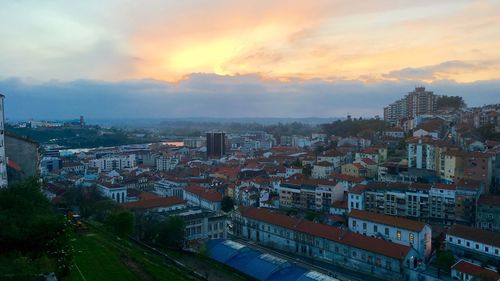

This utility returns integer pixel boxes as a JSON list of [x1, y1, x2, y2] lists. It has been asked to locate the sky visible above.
[[1, 0, 499, 120]]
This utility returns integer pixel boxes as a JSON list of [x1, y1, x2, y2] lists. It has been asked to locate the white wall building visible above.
[[155, 156, 179, 171], [96, 182, 127, 203], [0, 95, 6, 187], [89, 154, 136, 171], [348, 209, 432, 260]]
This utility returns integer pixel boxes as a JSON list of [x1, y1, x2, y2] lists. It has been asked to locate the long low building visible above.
[[446, 224, 500, 263], [234, 207, 420, 280], [348, 209, 432, 260]]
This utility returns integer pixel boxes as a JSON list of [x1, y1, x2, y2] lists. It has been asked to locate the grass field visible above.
[[65, 229, 197, 281]]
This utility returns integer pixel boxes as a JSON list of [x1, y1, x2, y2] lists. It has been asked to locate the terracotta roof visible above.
[[349, 210, 426, 232], [240, 207, 411, 260], [349, 184, 366, 194], [478, 195, 500, 207], [433, 183, 457, 191], [331, 200, 347, 209], [452, 260, 500, 280], [316, 161, 333, 167], [330, 173, 365, 183], [123, 196, 185, 210], [448, 225, 500, 248], [360, 158, 377, 165], [185, 185, 223, 202]]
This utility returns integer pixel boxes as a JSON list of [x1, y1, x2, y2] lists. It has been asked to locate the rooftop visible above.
[[448, 224, 500, 248], [452, 260, 500, 281], [240, 207, 411, 260], [349, 209, 427, 232]]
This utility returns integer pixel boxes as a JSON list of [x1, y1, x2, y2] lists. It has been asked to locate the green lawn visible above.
[[65, 230, 196, 281]]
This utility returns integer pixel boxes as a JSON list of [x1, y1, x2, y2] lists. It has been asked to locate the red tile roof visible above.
[[349, 184, 366, 194], [240, 207, 411, 260], [349, 210, 426, 232], [433, 183, 457, 191], [452, 260, 500, 280], [330, 173, 365, 183], [448, 225, 500, 248], [478, 195, 500, 207], [185, 185, 223, 202], [123, 196, 185, 210]]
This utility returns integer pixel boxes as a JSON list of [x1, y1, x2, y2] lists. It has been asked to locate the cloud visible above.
[[1, 75, 499, 121], [382, 60, 490, 80]]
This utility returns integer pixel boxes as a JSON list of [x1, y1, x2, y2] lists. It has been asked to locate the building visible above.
[[348, 209, 432, 259], [123, 196, 186, 212], [5, 132, 40, 184], [154, 178, 186, 198], [384, 87, 437, 124], [451, 259, 500, 281], [96, 182, 127, 203], [155, 156, 179, 171], [234, 207, 419, 280], [277, 179, 341, 212], [446, 224, 500, 263], [184, 185, 223, 211], [476, 195, 500, 232], [88, 154, 137, 171], [206, 131, 225, 159], [0, 94, 7, 187]]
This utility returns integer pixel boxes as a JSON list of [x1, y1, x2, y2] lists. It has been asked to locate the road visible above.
[[229, 235, 385, 281]]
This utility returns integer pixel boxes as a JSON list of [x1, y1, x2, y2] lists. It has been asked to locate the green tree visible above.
[[436, 250, 455, 278], [436, 96, 466, 110], [0, 178, 73, 278], [221, 196, 235, 212], [107, 210, 135, 237], [158, 216, 185, 250]]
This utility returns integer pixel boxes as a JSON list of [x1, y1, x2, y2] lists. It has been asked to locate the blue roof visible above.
[[205, 239, 340, 281], [241, 253, 290, 280], [206, 239, 248, 263], [266, 265, 308, 281]]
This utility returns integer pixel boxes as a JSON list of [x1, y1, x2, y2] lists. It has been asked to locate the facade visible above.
[[451, 260, 500, 281], [154, 178, 186, 198], [89, 154, 137, 171], [206, 131, 225, 159], [476, 195, 500, 232], [0, 94, 6, 187], [348, 210, 432, 259], [234, 207, 419, 280], [96, 182, 127, 203], [446, 224, 500, 263], [183, 185, 223, 211], [384, 87, 437, 123], [277, 180, 342, 212], [155, 156, 179, 171], [123, 196, 186, 212], [5, 132, 40, 184]]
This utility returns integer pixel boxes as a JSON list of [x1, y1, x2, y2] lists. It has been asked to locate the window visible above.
[[396, 231, 401, 240], [476, 244, 479, 250], [458, 239, 461, 245], [385, 228, 389, 236], [495, 249, 499, 255], [466, 241, 470, 247], [449, 237, 453, 242], [409, 233, 414, 243], [374, 225, 378, 232], [352, 220, 357, 227], [363, 223, 367, 231], [485, 247, 489, 252]]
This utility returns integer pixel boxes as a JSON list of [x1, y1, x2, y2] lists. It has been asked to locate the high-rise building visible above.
[[0, 94, 8, 187], [206, 131, 225, 159], [384, 87, 437, 124]]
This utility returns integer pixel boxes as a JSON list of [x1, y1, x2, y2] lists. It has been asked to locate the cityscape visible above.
[[1, 1, 500, 281]]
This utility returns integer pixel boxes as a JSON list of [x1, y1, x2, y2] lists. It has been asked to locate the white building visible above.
[[451, 259, 500, 281], [183, 185, 222, 211], [154, 178, 185, 198], [347, 184, 366, 212], [285, 166, 302, 178], [447, 224, 500, 262], [348, 209, 432, 260], [155, 156, 179, 171], [0, 94, 6, 187], [89, 154, 136, 171], [96, 182, 127, 203]]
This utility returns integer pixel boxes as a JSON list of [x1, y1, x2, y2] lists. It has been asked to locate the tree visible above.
[[107, 210, 134, 237], [436, 96, 466, 110], [436, 250, 455, 278], [221, 196, 234, 212], [0, 178, 73, 278], [158, 216, 185, 250]]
